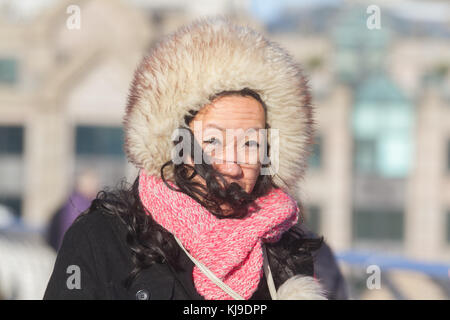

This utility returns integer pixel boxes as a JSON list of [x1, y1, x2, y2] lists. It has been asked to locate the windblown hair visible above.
[[82, 88, 323, 289], [163, 88, 273, 219]]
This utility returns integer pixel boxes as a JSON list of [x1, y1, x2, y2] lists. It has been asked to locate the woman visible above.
[[44, 17, 325, 300]]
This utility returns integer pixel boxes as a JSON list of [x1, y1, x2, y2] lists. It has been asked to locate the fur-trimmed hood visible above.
[[122, 17, 327, 300], [123, 16, 314, 199]]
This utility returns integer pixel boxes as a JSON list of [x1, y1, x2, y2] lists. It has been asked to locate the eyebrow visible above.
[[204, 123, 226, 131], [204, 123, 264, 131]]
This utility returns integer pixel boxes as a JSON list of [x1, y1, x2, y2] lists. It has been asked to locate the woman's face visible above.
[[188, 95, 266, 195]]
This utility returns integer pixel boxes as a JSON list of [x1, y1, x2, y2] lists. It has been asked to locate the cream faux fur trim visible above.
[[277, 275, 328, 300], [123, 16, 314, 197]]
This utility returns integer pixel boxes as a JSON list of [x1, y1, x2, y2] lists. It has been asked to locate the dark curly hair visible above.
[[81, 88, 323, 290]]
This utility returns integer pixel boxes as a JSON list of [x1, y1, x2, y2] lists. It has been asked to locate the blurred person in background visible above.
[[46, 169, 99, 251], [44, 17, 330, 300]]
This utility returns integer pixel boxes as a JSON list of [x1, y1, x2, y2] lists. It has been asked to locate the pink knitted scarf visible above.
[[138, 170, 299, 300]]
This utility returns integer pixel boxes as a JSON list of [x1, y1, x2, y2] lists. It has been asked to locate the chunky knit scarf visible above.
[[138, 170, 299, 300]]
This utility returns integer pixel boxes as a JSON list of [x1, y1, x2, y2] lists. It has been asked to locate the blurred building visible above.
[[246, 2, 450, 265], [266, 1, 450, 299], [0, 0, 152, 227], [0, 0, 259, 228], [272, 4, 450, 264], [0, 0, 449, 270]]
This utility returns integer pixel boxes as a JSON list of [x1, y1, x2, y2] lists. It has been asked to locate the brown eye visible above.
[[245, 140, 259, 148], [203, 137, 221, 145]]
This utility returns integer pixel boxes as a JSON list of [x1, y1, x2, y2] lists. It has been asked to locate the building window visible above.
[[353, 138, 377, 174], [305, 205, 321, 234], [0, 197, 21, 218], [353, 209, 404, 242], [76, 125, 124, 157], [75, 125, 126, 190], [0, 58, 18, 85], [0, 126, 24, 217], [308, 136, 322, 169], [0, 126, 23, 155]]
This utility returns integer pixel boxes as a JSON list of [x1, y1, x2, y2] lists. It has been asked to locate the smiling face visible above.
[[188, 94, 266, 195]]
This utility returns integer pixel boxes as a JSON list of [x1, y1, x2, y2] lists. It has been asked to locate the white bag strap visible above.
[[173, 235, 244, 300], [262, 244, 278, 300], [173, 235, 278, 300]]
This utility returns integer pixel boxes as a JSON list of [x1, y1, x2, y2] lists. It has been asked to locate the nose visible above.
[[216, 161, 243, 178], [211, 136, 244, 178]]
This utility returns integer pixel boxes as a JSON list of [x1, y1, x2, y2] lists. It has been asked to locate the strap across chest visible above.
[[173, 235, 278, 300]]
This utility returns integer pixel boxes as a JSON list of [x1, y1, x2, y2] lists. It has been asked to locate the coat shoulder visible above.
[[69, 208, 125, 237], [44, 207, 181, 300], [43, 209, 133, 299]]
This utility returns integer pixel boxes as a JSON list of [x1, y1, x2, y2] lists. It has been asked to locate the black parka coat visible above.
[[43, 209, 316, 300]]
